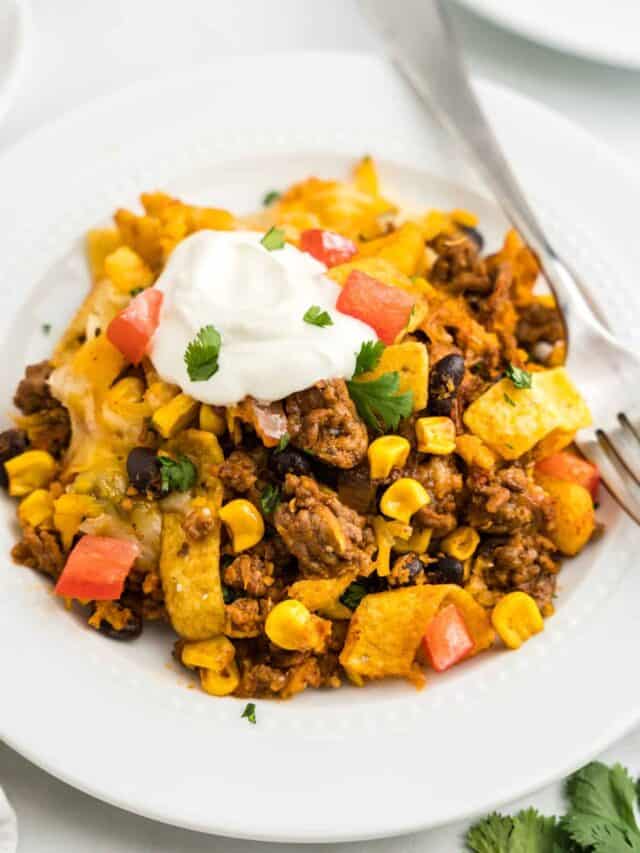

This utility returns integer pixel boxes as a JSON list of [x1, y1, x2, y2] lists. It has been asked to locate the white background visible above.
[[2, 1, 640, 850]]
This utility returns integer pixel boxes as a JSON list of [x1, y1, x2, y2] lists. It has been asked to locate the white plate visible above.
[[457, 0, 640, 69], [1, 53, 640, 843], [0, 0, 31, 123]]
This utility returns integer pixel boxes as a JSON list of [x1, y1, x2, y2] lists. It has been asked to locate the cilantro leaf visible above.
[[276, 433, 290, 452], [340, 581, 368, 611], [467, 812, 514, 853], [505, 363, 532, 389], [562, 763, 640, 851], [241, 702, 256, 724], [504, 392, 516, 407], [262, 190, 281, 206], [260, 483, 280, 515], [347, 372, 413, 431], [509, 809, 563, 853], [260, 226, 286, 251], [303, 305, 333, 328], [159, 455, 197, 493], [41, 323, 51, 335], [184, 325, 221, 382], [129, 287, 144, 297], [353, 340, 386, 377]]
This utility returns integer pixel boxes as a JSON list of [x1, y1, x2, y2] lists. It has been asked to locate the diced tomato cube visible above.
[[336, 270, 415, 344], [535, 451, 600, 499], [300, 229, 357, 268], [55, 535, 140, 601], [106, 288, 163, 365], [423, 604, 474, 673]]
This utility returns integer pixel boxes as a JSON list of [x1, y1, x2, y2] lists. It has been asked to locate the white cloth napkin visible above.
[[0, 788, 17, 853]]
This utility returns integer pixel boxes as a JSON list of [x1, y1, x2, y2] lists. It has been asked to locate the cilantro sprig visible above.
[[262, 190, 281, 206], [340, 581, 368, 611], [184, 325, 221, 382], [158, 455, 197, 494], [504, 362, 532, 390], [260, 226, 286, 251], [353, 340, 385, 377], [347, 372, 413, 431], [259, 483, 280, 515], [241, 702, 257, 724], [466, 761, 640, 852], [303, 305, 333, 328], [276, 433, 290, 452]]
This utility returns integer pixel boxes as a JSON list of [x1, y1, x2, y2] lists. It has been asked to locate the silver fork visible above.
[[360, 0, 640, 525]]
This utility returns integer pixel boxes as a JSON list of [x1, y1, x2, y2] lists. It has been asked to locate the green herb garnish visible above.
[[241, 702, 257, 724], [504, 363, 532, 389], [260, 483, 280, 515], [41, 323, 51, 335], [340, 581, 368, 611], [159, 455, 197, 493], [466, 761, 640, 852], [260, 226, 286, 251], [129, 287, 144, 297], [347, 372, 413, 431], [276, 433, 290, 452], [303, 305, 333, 328], [503, 392, 516, 407], [184, 325, 221, 382], [353, 340, 386, 377], [262, 190, 281, 206]]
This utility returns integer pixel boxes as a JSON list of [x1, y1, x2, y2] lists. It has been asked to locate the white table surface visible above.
[[2, 2, 640, 850]]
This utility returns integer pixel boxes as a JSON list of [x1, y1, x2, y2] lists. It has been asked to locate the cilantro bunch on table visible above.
[[466, 761, 640, 852]]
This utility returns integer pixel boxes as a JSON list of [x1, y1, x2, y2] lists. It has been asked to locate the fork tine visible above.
[[599, 424, 640, 487], [619, 413, 640, 445], [576, 435, 640, 525]]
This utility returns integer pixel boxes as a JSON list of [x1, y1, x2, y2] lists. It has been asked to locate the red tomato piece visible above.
[[336, 270, 415, 344], [106, 288, 163, 365], [423, 604, 474, 673], [55, 536, 140, 601], [300, 229, 357, 268], [535, 451, 600, 499]]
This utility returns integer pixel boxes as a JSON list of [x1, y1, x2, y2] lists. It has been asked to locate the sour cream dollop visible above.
[[150, 230, 376, 405]]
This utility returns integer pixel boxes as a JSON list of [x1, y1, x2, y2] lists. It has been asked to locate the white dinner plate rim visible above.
[[456, 0, 640, 69], [1, 52, 640, 842]]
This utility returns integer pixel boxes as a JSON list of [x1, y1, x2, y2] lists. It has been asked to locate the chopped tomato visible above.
[[106, 288, 163, 365], [423, 604, 474, 673], [300, 229, 357, 268], [336, 270, 414, 344], [535, 450, 600, 499], [55, 535, 140, 601]]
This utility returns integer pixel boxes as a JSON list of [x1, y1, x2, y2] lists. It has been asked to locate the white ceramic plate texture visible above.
[[1, 53, 640, 842], [457, 0, 640, 69]]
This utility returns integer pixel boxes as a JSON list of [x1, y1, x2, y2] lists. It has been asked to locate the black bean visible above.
[[426, 555, 464, 586], [0, 428, 29, 488], [404, 555, 426, 579], [268, 447, 313, 479], [428, 397, 454, 417], [430, 354, 465, 400], [460, 225, 484, 251], [126, 446, 162, 494]]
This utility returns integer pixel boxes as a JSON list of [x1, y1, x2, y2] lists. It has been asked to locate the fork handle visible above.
[[382, 0, 610, 337]]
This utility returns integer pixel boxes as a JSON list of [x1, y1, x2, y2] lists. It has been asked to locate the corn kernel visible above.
[[144, 380, 179, 412], [182, 636, 239, 696], [86, 228, 122, 280], [54, 493, 102, 549], [380, 478, 430, 524], [373, 516, 412, 575], [415, 417, 456, 455], [367, 435, 411, 479], [455, 434, 496, 470], [265, 599, 330, 652], [219, 499, 264, 553], [450, 209, 479, 228], [393, 526, 433, 555], [151, 393, 199, 438], [18, 489, 54, 528], [491, 591, 544, 650], [5, 450, 57, 497], [441, 527, 480, 561], [199, 404, 226, 436]]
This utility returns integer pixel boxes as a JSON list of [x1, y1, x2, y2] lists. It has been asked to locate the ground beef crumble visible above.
[[11, 526, 65, 579]]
